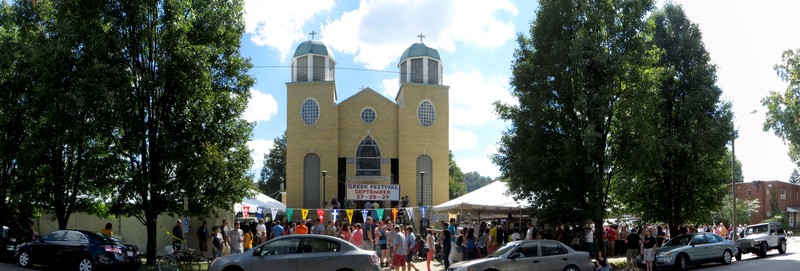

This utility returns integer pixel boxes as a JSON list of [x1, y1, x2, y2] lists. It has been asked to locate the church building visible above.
[[285, 36, 450, 211]]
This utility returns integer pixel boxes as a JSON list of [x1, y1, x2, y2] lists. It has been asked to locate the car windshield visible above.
[[489, 242, 517, 258], [746, 225, 768, 235], [664, 235, 692, 246]]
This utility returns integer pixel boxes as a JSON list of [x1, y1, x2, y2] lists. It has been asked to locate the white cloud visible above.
[[322, 0, 518, 69], [244, 0, 334, 59], [244, 89, 278, 123], [449, 127, 479, 151], [381, 78, 398, 98], [446, 71, 515, 126], [457, 156, 501, 178], [247, 139, 274, 170]]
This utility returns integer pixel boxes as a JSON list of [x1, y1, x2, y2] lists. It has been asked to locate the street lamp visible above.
[[418, 171, 426, 206], [321, 170, 328, 209], [732, 109, 757, 242]]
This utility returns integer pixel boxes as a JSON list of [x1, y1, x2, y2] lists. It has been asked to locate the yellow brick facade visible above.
[[285, 42, 450, 211]]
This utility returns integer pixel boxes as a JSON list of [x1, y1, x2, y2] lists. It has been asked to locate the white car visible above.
[[208, 234, 380, 271], [448, 240, 594, 271]]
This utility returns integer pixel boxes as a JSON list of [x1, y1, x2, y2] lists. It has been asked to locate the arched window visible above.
[[303, 154, 320, 208], [416, 155, 432, 206], [356, 136, 381, 176]]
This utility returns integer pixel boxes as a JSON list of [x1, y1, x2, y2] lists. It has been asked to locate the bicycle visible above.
[[158, 244, 211, 271]]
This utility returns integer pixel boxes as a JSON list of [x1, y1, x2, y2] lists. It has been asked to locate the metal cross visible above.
[[309, 31, 317, 40], [417, 33, 426, 43]]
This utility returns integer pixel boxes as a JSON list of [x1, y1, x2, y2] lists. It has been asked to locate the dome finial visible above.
[[417, 33, 426, 43], [309, 31, 318, 40]]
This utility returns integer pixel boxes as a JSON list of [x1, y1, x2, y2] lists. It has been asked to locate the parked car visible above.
[[15, 229, 140, 271], [654, 232, 737, 271], [447, 240, 594, 271], [735, 222, 787, 259], [1, 223, 30, 261], [208, 234, 380, 271]]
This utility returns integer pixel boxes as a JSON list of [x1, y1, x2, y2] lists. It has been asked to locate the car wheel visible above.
[[18, 251, 31, 267], [78, 257, 93, 271], [758, 243, 768, 258], [722, 249, 732, 265], [675, 254, 689, 271], [735, 251, 742, 261], [778, 239, 787, 254], [562, 265, 579, 271]]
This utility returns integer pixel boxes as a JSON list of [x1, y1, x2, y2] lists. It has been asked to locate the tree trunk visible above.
[[145, 210, 158, 265]]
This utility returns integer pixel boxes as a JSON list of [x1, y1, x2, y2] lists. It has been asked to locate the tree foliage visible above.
[[494, 0, 654, 232], [463, 171, 493, 192], [763, 49, 800, 164], [448, 151, 466, 199], [714, 194, 759, 226], [618, 3, 734, 236], [790, 168, 800, 184], [258, 132, 286, 201]]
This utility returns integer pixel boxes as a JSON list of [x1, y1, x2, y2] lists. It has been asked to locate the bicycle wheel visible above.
[[190, 255, 211, 271], [158, 255, 180, 271]]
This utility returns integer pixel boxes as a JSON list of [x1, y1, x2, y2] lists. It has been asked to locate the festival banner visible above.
[[242, 206, 250, 218], [346, 184, 400, 201], [391, 208, 398, 222], [332, 209, 339, 223], [346, 209, 354, 224], [420, 206, 427, 219], [361, 209, 369, 221], [301, 209, 309, 220], [316, 209, 324, 222], [405, 207, 413, 222], [286, 208, 294, 222], [377, 209, 384, 221]]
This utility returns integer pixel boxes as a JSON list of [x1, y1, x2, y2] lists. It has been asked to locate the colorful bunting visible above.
[[316, 209, 324, 222], [361, 209, 369, 222], [391, 208, 398, 222], [286, 208, 294, 222], [301, 209, 309, 221], [332, 209, 339, 223], [377, 209, 384, 221], [346, 209, 354, 224]]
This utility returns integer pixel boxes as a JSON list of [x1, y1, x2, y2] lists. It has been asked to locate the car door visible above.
[[251, 237, 301, 271], [538, 240, 571, 271], [506, 241, 539, 271], [768, 224, 779, 247], [703, 234, 726, 260], [58, 231, 89, 265], [297, 237, 341, 269], [36, 230, 67, 266], [688, 234, 711, 261]]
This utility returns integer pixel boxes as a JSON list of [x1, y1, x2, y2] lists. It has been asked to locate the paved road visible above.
[[3, 238, 800, 271]]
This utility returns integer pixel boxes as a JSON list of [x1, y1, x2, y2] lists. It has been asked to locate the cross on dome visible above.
[[309, 31, 317, 40], [417, 33, 426, 43]]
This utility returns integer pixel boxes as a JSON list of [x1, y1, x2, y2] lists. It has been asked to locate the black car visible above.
[[16, 229, 140, 271], [1, 224, 28, 261]]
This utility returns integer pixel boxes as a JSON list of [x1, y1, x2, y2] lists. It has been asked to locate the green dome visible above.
[[293, 40, 335, 61], [400, 43, 440, 62]]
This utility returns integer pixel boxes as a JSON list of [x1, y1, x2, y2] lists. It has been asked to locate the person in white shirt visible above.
[[256, 219, 267, 243], [525, 222, 535, 240], [228, 221, 244, 254]]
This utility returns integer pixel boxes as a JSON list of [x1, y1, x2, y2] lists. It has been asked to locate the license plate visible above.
[[126, 251, 134, 256]]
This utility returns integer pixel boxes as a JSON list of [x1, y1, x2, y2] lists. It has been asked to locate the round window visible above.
[[417, 100, 435, 127], [361, 108, 376, 124], [301, 99, 320, 125]]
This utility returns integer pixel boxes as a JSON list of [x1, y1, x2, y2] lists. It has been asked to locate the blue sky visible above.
[[240, 0, 798, 182]]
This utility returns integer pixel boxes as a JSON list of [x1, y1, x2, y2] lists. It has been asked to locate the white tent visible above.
[[237, 191, 286, 214], [431, 181, 530, 214]]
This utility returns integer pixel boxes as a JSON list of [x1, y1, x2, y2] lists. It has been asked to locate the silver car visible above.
[[208, 234, 380, 271], [447, 240, 594, 271], [654, 232, 737, 271]]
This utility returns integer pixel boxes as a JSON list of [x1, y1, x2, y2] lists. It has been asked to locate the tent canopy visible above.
[[239, 191, 285, 213], [431, 181, 530, 214]]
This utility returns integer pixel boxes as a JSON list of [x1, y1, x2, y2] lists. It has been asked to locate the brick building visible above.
[[731, 180, 800, 227]]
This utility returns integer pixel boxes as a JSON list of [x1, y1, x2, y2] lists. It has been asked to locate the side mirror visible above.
[[253, 247, 262, 256], [508, 252, 520, 259]]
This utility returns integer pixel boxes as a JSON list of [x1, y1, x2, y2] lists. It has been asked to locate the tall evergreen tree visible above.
[[494, 0, 654, 245], [618, 3, 734, 236], [790, 168, 800, 184], [258, 133, 286, 201]]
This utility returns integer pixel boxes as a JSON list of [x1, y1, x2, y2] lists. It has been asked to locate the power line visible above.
[[252, 65, 400, 74]]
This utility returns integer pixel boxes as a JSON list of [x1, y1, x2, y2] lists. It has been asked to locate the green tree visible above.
[[763, 49, 800, 164], [790, 168, 800, 184], [104, 0, 256, 264], [620, 3, 734, 237], [258, 133, 286, 201], [494, 0, 654, 245], [715, 194, 759, 226], [449, 151, 466, 199], [463, 172, 493, 192]]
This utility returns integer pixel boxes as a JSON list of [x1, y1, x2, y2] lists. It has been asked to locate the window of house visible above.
[[417, 100, 435, 127], [356, 136, 381, 176], [781, 189, 786, 200], [300, 98, 320, 125], [747, 190, 752, 196]]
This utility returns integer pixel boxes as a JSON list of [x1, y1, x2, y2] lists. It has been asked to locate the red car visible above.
[[16, 229, 140, 271]]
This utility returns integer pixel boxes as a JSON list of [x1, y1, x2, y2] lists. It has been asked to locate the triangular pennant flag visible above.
[[346, 209, 354, 224], [271, 208, 279, 220], [316, 209, 324, 222], [332, 209, 339, 223], [405, 207, 414, 222], [391, 208, 398, 222], [301, 209, 309, 220], [286, 208, 294, 222], [256, 207, 263, 220], [361, 209, 369, 222], [377, 209, 384, 221], [420, 206, 427, 218]]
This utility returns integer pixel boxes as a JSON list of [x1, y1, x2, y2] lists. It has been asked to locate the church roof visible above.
[[400, 43, 440, 62], [293, 40, 335, 61]]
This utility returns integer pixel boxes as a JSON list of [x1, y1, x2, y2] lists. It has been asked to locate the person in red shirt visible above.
[[607, 225, 618, 256], [295, 220, 309, 234]]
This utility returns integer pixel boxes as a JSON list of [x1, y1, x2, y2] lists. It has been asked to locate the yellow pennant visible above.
[[346, 209, 354, 224], [301, 209, 309, 220]]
